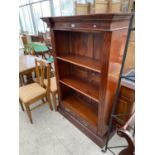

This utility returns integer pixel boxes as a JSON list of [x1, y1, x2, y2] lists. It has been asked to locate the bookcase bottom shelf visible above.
[[62, 95, 98, 133], [58, 106, 109, 148]]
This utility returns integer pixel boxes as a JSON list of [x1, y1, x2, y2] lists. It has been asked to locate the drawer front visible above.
[[116, 97, 134, 114], [120, 86, 135, 102], [54, 22, 109, 31], [116, 97, 134, 123], [115, 85, 135, 124]]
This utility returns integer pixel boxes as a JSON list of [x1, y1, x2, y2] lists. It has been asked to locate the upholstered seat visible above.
[[19, 83, 46, 103], [44, 77, 57, 93]]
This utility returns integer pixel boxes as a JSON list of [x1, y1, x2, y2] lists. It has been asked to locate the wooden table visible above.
[[19, 55, 49, 85], [19, 55, 37, 74], [19, 55, 37, 85]]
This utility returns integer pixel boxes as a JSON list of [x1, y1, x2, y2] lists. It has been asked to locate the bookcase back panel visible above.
[[93, 33, 105, 60], [57, 60, 71, 78], [54, 31, 70, 56], [70, 65, 101, 87], [59, 82, 71, 100], [58, 60, 100, 88], [54, 30, 106, 62], [70, 32, 93, 58], [74, 92, 98, 110]]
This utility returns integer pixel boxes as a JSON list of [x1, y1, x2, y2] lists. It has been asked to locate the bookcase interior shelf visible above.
[[58, 59, 100, 102], [63, 95, 98, 127], [57, 55, 102, 73], [54, 30, 103, 69], [59, 76, 99, 103], [60, 83, 98, 131]]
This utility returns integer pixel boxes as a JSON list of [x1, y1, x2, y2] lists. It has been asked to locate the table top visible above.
[[19, 55, 49, 74]]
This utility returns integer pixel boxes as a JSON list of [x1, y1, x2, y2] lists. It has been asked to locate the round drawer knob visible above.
[[71, 24, 75, 28], [93, 24, 97, 28]]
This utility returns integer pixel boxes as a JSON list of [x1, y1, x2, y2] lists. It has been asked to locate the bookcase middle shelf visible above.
[[59, 76, 100, 103]]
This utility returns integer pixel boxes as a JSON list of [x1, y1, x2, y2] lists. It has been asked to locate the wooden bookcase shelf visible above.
[[42, 13, 131, 147], [57, 55, 102, 73], [59, 76, 99, 103], [63, 95, 98, 127]]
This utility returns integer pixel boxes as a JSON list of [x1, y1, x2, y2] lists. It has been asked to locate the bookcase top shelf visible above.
[[57, 55, 102, 73]]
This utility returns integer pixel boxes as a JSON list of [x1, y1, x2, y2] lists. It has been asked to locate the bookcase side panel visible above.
[[100, 29, 129, 134], [97, 31, 112, 136], [105, 28, 129, 121]]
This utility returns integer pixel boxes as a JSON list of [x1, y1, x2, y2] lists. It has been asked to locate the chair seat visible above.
[[19, 83, 46, 103], [46, 56, 54, 63], [44, 77, 57, 93]]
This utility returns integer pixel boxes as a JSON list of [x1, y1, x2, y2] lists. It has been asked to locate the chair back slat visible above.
[[35, 59, 50, 92]]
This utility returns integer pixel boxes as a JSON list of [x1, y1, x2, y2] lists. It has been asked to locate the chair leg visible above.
[[19, 75, 23, 86], [52, 93, 57, 111], [47, 94, 53, 111], [25, 105, 33, 124], [19, 99, 24, 111], [42, 98, 46, 103], [44, 96, 48, 102], [21, 75, 25, 85]]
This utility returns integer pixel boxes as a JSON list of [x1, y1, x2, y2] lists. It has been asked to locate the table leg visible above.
[[26, 72, 34, 84], [42, 52, 44, 59], [19, 74, 23, 86]]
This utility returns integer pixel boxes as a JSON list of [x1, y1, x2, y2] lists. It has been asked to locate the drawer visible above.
[[116, 97, 133, 114], [54, 22, 109, 31], [116, 97, 135, 123], [120, 86, 135, 101]]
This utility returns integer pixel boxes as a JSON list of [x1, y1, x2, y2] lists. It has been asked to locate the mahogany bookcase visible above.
[[42, 13, 132, 147]]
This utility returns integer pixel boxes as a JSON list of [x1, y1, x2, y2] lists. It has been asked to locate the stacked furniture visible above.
[[74, 0, 135, 15], [75, 2, 90, 15], [42, 13, 132, 147], [95, 0, 121, 13]]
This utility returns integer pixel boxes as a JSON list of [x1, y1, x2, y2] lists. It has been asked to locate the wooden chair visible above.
[[20, 35, 34, 85], [21, 35, 33, 55], [44, 77, 58, 111], [19, 59, 53, 123]]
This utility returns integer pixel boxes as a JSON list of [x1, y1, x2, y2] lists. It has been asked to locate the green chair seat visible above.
[[46, 57, 54, 63], [30, 42, 49, 53]]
